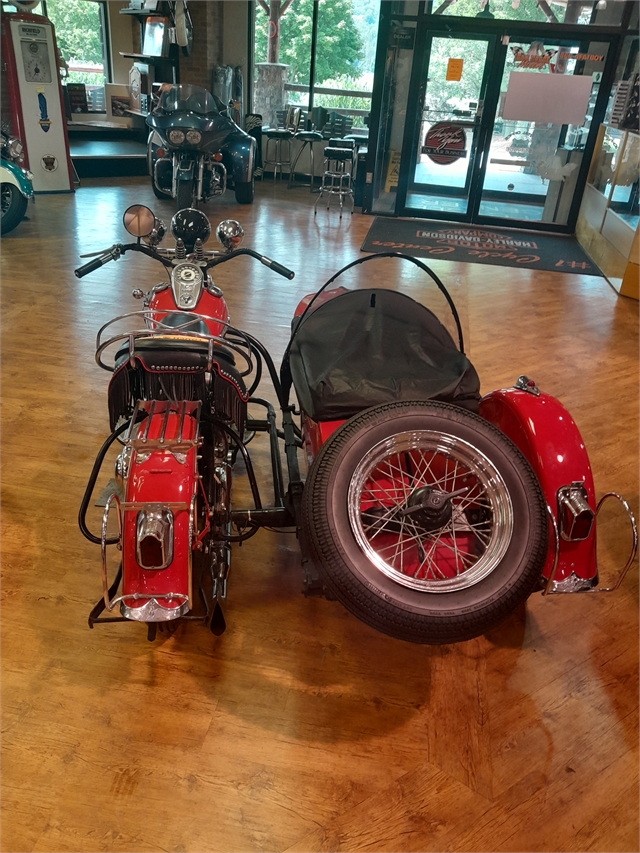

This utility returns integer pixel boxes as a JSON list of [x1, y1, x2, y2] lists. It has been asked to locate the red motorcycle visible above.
[[77, 204, 637, 644]]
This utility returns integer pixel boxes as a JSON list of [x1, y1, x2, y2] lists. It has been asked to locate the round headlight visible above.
[[171, 208, 211, 252], [185, 130, 202, 145], [7, 138, 23, 161], [168, 129, 185, 145]]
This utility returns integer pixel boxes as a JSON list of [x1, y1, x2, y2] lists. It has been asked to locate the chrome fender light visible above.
[[557, 482, 595, 542], [136, 509, 174, 569]]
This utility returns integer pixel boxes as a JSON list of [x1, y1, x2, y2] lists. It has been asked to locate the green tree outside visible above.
[[45, 0, 104, 85], [255, 0, 364, 85]]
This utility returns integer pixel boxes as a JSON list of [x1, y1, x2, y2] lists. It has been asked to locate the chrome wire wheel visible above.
[[302, 401, 547, 644], [348, 430, 513, 593]]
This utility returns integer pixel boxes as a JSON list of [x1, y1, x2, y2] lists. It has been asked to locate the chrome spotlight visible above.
[[216, 219, 244, 251]]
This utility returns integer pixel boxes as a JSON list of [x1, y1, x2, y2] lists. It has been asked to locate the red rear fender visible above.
[[479, 385, 597, 585], [120, 408, 200, 620]]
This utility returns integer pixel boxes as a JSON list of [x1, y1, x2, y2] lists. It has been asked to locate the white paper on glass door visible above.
[[502, 72, 593, 126]]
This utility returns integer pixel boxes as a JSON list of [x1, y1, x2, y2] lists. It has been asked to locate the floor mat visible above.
[[361, 217, 602, 275]]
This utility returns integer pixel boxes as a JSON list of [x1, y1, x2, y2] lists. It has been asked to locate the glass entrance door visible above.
[[475, 38, 609, 226], [398, 33, 495, 219], [396, 28, 611, 231]]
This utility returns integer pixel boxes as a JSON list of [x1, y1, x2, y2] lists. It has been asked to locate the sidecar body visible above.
[[280, 253, 636, 644]]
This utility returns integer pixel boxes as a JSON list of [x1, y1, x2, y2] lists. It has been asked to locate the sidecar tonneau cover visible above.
[[288, 288, 480, 422]]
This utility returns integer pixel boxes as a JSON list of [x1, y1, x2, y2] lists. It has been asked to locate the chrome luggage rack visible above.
[[125, 399, 202, 450], [95, 309, 254, 377]]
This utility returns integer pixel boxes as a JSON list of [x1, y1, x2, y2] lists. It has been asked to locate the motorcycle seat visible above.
[[114, 335, 237, 371], [288, 288, 480, 421]]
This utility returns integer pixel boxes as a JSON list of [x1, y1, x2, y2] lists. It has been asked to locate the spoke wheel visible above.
[[302, 401, 547, 644], [350, 430, 512, 593]]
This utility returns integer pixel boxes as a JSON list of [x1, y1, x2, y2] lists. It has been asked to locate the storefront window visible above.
[[253, 0, 380, 130], [43, 0, 108, 111], [429, 0, 630, 26]]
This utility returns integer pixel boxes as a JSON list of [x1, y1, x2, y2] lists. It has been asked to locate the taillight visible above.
[[136, 509, 174, 569], [557, 482, 594, 542]]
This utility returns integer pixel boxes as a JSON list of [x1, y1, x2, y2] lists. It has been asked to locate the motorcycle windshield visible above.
[[153, 84, 222, 117]]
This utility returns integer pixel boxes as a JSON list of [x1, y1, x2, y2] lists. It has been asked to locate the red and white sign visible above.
[[421, 122, 467, 165]]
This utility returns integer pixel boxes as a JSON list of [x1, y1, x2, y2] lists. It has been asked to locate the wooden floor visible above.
[[2, 177, 638, 853]]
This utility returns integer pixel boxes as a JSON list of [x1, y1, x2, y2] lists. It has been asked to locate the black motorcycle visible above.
[[147, 83, 256, 208]]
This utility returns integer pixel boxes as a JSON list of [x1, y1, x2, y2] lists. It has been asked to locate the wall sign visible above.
[[510, 45, 556, 69], [391, 27, 415, 49], [559, 52, 604, 62], [422, 123, 467, 165]]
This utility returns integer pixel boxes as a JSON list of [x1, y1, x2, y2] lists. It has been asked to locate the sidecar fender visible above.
[[120, 408, 199, 620], [479, 385, 597, 586]]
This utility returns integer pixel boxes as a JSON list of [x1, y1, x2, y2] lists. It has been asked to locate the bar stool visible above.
[[314, 138, 356, 218], [262, 107, 301, 183], [287, 107, 327, 192], [287, 129, 323, 191]]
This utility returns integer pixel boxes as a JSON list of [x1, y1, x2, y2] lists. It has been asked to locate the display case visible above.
[[577, 124, 639, 297]]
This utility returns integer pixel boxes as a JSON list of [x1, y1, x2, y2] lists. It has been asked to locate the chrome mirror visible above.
[[216, 219, 244, 251], [123, 204, 156, 238]]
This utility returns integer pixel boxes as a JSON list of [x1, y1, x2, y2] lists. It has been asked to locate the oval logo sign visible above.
[[422, 122, 467, 165]]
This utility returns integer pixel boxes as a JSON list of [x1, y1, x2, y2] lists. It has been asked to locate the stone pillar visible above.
[[254, 63, 288, 128]]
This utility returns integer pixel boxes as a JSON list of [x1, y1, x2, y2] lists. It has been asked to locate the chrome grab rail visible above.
[[542, 492, 637, 596], [101, 493, 123, 611], [592, 492, 638, 593], [95, 309, 254, 377]]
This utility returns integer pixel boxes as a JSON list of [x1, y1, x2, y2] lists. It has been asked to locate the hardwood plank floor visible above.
[[1, 177, 638, 852]]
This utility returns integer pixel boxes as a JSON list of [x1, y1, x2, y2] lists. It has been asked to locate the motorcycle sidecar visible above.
[[281, 253, 636, 645]]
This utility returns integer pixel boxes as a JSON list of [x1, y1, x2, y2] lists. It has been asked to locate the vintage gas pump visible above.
[[1, 2, 74, 192]]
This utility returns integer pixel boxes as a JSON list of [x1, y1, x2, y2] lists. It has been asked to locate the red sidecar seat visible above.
[[288, 288, 480, 422]]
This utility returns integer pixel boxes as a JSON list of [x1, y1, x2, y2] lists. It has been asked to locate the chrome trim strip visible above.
[[119, 595, 190, 622], [547, 573, 597, 594]]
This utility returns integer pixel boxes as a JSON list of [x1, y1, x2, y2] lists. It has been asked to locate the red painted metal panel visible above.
[[480, 388, 597, 582], [122, 412, 199, 610]]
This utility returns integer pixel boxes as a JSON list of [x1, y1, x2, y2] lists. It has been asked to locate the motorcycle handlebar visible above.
[[75, 242, 295, 280], [205, 248, 295, 280], [74, 254, 113, 278], [259, 256, 295, 280]]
